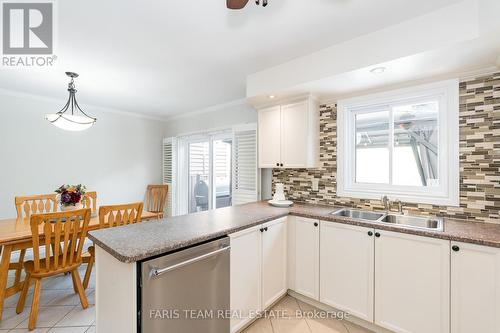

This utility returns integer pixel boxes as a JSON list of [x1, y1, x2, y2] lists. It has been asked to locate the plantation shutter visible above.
[[163, 137, 177, 216], [232, 124, 258, 205]]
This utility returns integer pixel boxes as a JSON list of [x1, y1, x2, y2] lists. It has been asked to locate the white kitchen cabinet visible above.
[[229, 217, 287, 332], [451, 241, 500, 333], [288, 216, 320, 300], [258, 98, 318, 168], [229, 225, 262, 333], [261, 217, 287, 309], [374, 229, 450, 333], [320, 222, 374, 321], [257, 105, 281, 168], [280, 101, 317, 168]]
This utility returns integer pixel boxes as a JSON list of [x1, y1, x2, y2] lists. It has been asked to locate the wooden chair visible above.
[[16, 209, 91, 331], [145, 185, 168, 219], [12, 194, 59, 290], [15, 194, 58, 219], [81, 191, 97, 215], [82, 202, 144, 289]]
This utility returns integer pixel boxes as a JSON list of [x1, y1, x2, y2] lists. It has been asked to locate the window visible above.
[[337, 79, 459, 206], [182, 133, 234, 213], [164, 124, 258, 216]]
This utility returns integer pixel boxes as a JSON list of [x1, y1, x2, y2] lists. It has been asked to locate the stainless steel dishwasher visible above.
[[140, 237, 230, 333]]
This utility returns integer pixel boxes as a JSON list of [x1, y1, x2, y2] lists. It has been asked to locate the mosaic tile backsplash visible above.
[[273, 72, 500, 224]]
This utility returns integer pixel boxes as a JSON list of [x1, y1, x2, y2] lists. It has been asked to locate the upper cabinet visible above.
[[258, 98, 319, 168], [258, 105, 282, 168]]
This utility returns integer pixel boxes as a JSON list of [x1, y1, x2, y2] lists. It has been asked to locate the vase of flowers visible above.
[[55, 184, 86, 211]]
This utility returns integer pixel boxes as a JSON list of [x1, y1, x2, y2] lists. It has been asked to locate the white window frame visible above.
[[173, 124, 259, 215], [337, 79, 459, 206]]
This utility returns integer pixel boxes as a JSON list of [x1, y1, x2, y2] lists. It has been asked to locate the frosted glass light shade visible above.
[[45, 113, 96, 131]]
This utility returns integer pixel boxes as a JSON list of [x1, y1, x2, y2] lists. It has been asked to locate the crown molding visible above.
[[164, 98, 249, 121], [0, 87, 168, 122]]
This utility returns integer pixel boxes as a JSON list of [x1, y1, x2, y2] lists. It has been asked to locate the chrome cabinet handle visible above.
[[150, 245, 230, 278]]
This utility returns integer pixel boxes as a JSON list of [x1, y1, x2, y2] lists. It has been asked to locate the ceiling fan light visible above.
[[45, 113, 96, 132]]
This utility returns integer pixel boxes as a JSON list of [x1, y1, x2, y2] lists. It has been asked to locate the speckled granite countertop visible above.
[[88, 201, 500, 263]]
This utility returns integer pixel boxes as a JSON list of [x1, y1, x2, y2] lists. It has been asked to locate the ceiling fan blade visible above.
[[227, 0, 250, 9]]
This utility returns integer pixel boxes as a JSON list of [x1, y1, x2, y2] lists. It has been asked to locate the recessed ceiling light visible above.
[[268, 95, 276, 99], [370, 67, 386, 74]]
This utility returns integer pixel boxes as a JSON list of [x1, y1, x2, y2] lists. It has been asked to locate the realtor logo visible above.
[[1, 1, 56, 67], [2, 2, 53, 54]]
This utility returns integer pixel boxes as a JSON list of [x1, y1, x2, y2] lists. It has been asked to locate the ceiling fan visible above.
[[227, 0, 268, 10]]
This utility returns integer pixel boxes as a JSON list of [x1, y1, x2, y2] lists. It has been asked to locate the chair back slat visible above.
[[32, 221, 40, 272], [53, 221, 61, 268], [44, 222, 51, 270], [15, 194, 58, 219], [30, 209, 91, 273], [62, 221, 71, 267], [81, 191, 97, 214], [69, 220, 78, 264], [146, 185, 168, 214], [98, 203, 143, 229]]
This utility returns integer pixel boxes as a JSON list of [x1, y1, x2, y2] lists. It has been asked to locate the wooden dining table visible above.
[[0, 210, 158, 320]]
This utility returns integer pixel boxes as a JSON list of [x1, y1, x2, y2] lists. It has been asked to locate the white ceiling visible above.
[[247, 0, 500, 107], [0, 0, 464, 118]]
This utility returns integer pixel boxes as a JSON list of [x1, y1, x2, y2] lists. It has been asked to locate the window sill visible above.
[[337, 187, 459, 207]]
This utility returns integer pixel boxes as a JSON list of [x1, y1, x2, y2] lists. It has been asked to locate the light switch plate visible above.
[[312, 178, 319, 191]]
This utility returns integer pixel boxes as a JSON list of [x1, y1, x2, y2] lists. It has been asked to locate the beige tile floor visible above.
[[241, 296, 374, 333], [3, 249, 373, 333], [1, 249, 95, 332]]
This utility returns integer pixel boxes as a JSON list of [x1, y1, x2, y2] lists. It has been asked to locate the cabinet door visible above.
[[262, 217, 287, 309], [320, 222, 374, 321], [229, 225, 262, 333], [451, 242, 500, 333], [375, 230, 450, 333], [258, 105, 281, 168], [280, 101, 310, 168], [290, 216, 319, 300]]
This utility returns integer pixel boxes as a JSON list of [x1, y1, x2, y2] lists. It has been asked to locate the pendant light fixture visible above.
[[45, 72, 96, 131]]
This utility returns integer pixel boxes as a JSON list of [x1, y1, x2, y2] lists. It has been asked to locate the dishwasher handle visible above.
[[150, 245, 231, 278]]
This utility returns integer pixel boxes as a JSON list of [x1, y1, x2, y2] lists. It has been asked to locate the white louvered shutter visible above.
[[163, 137, 177, 216], [232, 124, 258, 205]]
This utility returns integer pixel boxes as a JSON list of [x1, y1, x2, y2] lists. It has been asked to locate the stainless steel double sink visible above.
[[331, 208, 443, 231]]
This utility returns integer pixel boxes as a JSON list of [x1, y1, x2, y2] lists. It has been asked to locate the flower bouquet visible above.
[[55, 184, 86, 211]]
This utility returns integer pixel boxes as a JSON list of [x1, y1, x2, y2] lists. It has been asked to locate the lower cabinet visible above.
[[229, 225, 262, 333], [451, 241, 500, 333], [320, 222, 374, 322], [374, 229, 450, 333], [261, 217, 288, 309], [230, 217, 287, 333], [231, 217, 499, 333], [288, 216, 320, 300]]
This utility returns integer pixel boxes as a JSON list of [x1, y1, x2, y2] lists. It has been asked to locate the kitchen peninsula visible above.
[[89, 201, 500, 333]]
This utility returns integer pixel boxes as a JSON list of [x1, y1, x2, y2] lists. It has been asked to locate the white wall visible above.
[[0, 91, 165, 218], [164, 101, 257, 137]]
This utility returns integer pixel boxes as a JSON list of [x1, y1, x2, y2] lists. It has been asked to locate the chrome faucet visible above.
[[394, 199, 404, 215], [381, 195, 390, 211], [381, 196, 405, 215]]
